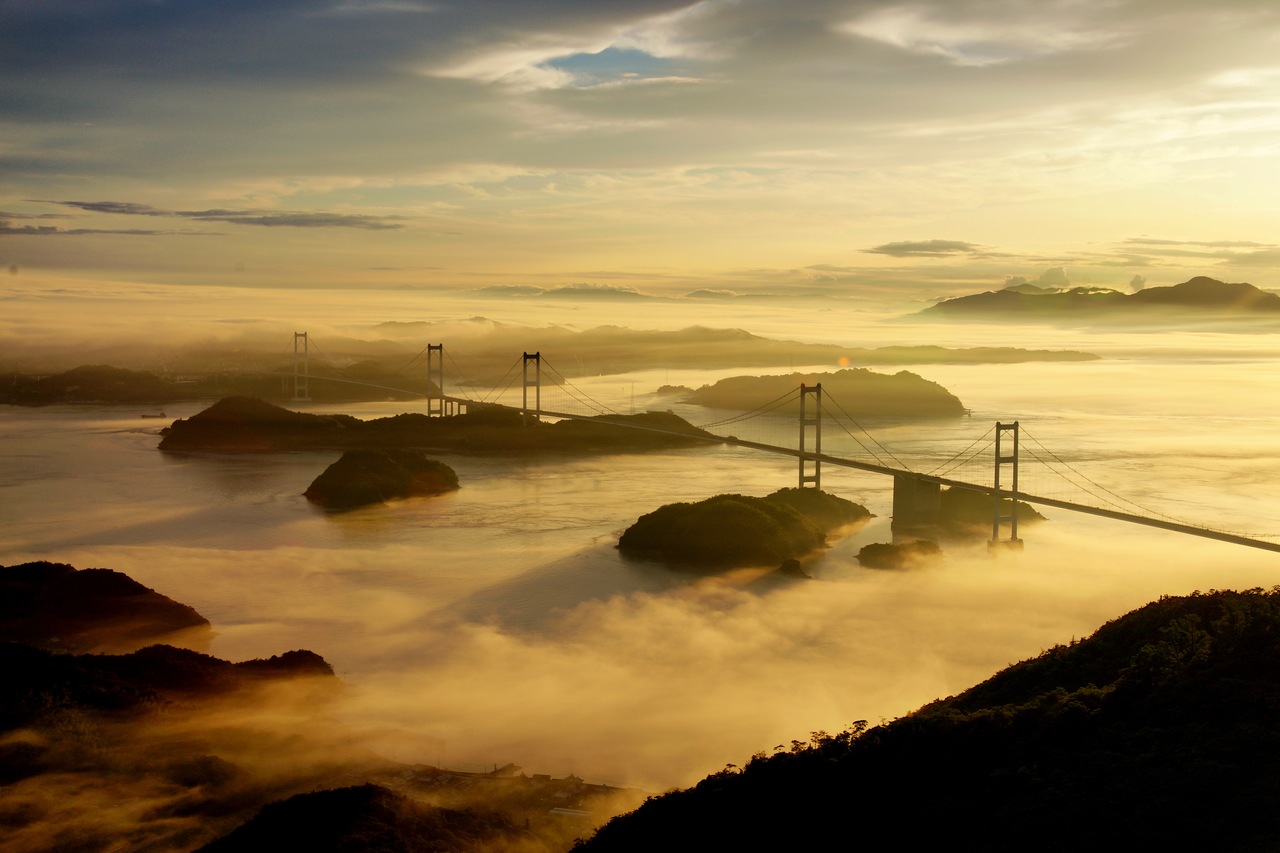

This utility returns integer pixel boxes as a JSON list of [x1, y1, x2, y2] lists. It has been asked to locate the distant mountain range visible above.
[[919, 276, 1280, 322]]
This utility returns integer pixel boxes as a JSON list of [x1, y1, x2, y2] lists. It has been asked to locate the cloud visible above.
[[4, 1, 1280, 287], [1112, 238, 1280, 264], [863, 240, 983, 258], [1130, 274, 1147, 291], [1223, 249, 1280, 268], [48, 201, 170, 217], [1124, 237, 1273, 249], [0, 211, 64, 220], [1005, 266, 1070, 291], [540, 282, 650, 299], [189, 212, 404, 229], [50, 201, 405, 230], [838, 3, 1131, 67], [0, 220, 207, 237]]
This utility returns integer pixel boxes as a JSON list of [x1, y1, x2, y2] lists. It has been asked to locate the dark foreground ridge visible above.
[[160, 396, 718, 453], [305, 449, 460, 510], [0, 560, 212, 653], [619, 488, 872, 571], [0, 561, 639, 851], [577, 588, 1280, 852]]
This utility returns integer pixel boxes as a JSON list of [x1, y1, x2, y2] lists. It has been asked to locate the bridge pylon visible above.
[[799, 383, 821, 489], [427, 344, 449, 417], [990, 421, 1024, 549], [292, 332, 311, 403], [522, 352, 541, 425]]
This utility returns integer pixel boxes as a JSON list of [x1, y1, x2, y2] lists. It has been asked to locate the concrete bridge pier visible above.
[[891, 474, 940, 533]]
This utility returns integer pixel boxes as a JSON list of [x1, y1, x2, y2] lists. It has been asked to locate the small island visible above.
[[857, 539, 942, 569], [618, 488, 872, 571], [304, 449, 460, 511]]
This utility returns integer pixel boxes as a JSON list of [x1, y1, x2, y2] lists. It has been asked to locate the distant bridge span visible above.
[[254, 335, 1280, 555], [439, 395, 1280, 555]]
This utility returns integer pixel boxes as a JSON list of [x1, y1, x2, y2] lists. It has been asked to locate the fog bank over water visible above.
[[3, 288, 1280, 794]]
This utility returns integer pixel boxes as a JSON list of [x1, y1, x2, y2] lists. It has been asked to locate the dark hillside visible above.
[[0, 561, 211, 653], [197, 784, 519, 853], [578, 588, 1280, 852]]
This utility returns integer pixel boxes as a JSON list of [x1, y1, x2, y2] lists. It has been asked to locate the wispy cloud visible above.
[[839, 4, 1130, 67], [864, 240, 984, 258], [49, 201, 405, 230], [0, 221, 209, 237]]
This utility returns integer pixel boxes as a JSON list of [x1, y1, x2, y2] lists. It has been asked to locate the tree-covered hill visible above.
[[618, 489, 871, 571], [577, 588, 1280, 852]]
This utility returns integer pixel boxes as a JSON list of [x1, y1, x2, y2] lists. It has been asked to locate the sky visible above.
[[4, 0, 1280, 301]]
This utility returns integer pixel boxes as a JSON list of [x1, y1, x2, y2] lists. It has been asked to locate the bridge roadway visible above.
[[449, 397, 1280, 555], [228, 340, 1279, 554]]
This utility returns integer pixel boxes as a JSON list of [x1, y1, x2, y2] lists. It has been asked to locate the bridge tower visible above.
[[292, 332, 311, 403], [427, 344, 446, 417], [522, 352, 541, 425], [990, 421, 1023, 549], [798, 383, 822, 489]]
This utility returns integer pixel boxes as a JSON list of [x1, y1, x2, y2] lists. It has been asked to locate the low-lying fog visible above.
[[4, 282, 1280, 799]]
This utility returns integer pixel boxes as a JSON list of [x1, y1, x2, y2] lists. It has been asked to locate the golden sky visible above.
[[3, 0, 1280, 301]]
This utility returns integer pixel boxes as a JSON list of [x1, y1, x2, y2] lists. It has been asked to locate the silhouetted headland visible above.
[[576, 588, 1280, 852], [0, 560, 212, 653], [159, 396, 718, 454], [618, 488, 872, 571], [305, 449, 460, 510]]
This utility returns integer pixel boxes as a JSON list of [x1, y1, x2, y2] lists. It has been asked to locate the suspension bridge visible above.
[[267, 334, 1280, 555]]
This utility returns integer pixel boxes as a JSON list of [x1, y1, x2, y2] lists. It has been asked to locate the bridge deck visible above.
[[461, 399, 1279, 555]]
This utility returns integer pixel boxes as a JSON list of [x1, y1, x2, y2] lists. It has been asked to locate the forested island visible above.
[[577, 588, 1280, 852], [159, 396, 718, 454], [304, 449, 460, 510], [618, 488, 871, 571], [674, 368, 966, 419]]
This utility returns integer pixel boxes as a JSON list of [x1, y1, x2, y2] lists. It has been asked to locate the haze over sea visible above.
[[3, 288, 1278, 792]]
